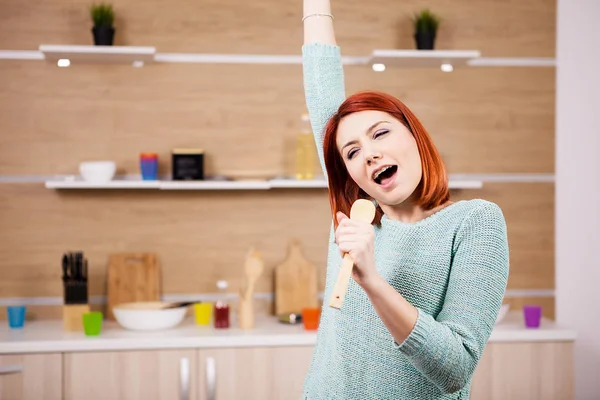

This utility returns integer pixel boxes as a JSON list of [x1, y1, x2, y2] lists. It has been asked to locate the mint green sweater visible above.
[[301, 43, 510, 400]]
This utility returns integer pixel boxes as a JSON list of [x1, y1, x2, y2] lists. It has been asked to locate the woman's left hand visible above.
[[335, 211, 378, 287]]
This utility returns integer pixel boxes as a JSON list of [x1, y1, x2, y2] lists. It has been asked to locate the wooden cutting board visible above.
[[274, 241, 318, 315], [106, 253, 161, 320]]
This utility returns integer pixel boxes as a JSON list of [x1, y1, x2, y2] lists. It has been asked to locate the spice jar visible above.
[[214, 280, 230, 329]]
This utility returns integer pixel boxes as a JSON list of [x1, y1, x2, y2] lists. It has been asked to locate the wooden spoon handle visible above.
[[328, 199, 376, 310], [328, 254, 355, 309]]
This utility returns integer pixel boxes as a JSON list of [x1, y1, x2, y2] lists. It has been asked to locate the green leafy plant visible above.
[[90, 3, 114, 27], [413, 9, 440, 34]]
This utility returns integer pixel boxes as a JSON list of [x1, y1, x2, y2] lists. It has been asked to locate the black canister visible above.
[[171, 148, 204, 180]]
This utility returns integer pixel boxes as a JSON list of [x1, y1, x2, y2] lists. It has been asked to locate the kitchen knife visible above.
[[62, 254, 69, 282], [75, 252, 83, 282], [83, 258, 88, 283], [68, 252, 75, 282]]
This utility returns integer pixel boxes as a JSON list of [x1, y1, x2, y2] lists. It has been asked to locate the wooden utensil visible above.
[[274, 241, 318, 315], [329, 199, 376, 309], [106, 253, 161, 320], [239, 248, 264, 329]]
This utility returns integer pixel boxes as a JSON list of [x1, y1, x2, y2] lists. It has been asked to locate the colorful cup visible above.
[[140, 153, 158, 180], [302, 308, 321, 331], [523, 305, 542, 328], [7, 306, 26, 329], [82, 311, 103, 336], [194, 303, 212, 326]]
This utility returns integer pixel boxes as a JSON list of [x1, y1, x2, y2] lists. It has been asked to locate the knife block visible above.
[[63, 304, 90, 332]]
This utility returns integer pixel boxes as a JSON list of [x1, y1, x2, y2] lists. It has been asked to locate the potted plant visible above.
[[412, 9, 440, 50], [90, 3, 115, 46]]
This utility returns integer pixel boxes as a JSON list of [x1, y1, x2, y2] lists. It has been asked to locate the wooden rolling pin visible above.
[[329, 199, 376, 309]]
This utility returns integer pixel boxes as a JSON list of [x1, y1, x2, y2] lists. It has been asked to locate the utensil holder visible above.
[[63, 304, 90, 332], [238, 296, 254, 330]]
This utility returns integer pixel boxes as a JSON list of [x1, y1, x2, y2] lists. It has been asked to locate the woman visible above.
[[301, 0, 510, 399]]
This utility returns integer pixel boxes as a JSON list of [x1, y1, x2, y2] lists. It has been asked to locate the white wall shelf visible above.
[[269, 178, 327, 188], [448, 180, 483, 189], [154, 53, 368, 65], [0, 47, 556, 68], [0, 50, 44, 60], [368, 49, 481, 68], [42, 176, 487, 190], [38, 45, 156, 64], [160, 180, 271, 190], [468, 57, 556, 67], [44, 177, 160, 189]]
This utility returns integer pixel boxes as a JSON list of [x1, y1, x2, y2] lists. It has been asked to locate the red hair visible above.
[[323, 91, 450, 228]]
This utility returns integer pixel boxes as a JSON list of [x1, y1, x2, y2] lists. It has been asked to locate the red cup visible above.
[[302, 308, 321, 331]]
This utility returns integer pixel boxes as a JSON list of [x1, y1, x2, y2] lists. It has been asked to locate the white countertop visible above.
[[0, 312, 575, 354]]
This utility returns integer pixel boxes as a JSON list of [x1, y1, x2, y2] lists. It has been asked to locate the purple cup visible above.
[[523, 305, 542, 328]]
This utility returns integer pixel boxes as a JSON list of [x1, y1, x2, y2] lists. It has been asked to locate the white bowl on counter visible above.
[[113, 301, 188, 331], [79, 161, 116, 183]]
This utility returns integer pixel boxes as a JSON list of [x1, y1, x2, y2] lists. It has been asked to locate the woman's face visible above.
[[336, 110, 422, 207]]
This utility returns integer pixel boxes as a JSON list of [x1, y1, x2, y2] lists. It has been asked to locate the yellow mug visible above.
[[194, 303, 212, 326]]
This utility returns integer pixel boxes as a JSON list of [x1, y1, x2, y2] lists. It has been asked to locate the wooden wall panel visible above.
[[1, 0, 556, 57], [453, 183, 555, 290], [0, 183, 553, 299], [345, 67, 555, 174], [0, 0, 557, 318], [0, 62, 554, 175], [0, 184, 332, 298]]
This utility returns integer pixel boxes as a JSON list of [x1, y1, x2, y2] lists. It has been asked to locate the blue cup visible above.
[[140, 153, 158, 181], [7, 306, 26, 329]]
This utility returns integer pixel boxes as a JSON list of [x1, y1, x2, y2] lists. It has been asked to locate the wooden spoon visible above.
[[329, 199, 376, 309], [243, 248, 263, 301]]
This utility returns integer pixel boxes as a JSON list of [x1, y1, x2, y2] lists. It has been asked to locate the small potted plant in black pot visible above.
[[413, 9, 440, 50], [90, 3, 115, 46]]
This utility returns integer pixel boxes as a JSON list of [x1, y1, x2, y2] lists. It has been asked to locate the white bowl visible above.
[[113, 301, 188, 331], [79, 161, 116, 183], [495, 303, 510, 325]]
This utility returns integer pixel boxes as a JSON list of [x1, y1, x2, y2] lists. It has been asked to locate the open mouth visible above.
[[372, 165, 398, 186]]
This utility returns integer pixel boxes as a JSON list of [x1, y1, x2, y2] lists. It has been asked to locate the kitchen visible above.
[[0, 0, 597, 399]]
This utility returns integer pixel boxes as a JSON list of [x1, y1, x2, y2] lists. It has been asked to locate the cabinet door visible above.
[[64, 349, 197, 400], [0, 353, 61, 400], [197, 346, 313, 400], [471, 342, 574, 400]]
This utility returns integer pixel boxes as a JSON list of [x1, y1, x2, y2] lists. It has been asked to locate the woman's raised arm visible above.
[[302, 0, 346, 177]]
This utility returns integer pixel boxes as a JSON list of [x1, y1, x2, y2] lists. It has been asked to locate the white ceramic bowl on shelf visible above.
[[79, 161, 116, 183], [113, 301, 188, 331]]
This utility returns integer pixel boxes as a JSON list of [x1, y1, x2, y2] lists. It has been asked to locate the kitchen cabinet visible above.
[[63, 349, 197, 400], [0, 316, 576, 400], [197, 346, 314, 400], [470, 342, 574, 400], [0, 353, 61, 400]]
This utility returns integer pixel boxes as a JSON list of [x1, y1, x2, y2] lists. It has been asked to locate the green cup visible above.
[[82, 311, 103, 336]]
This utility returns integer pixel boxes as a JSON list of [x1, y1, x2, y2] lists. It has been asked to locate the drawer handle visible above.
[[180, 357, 190, 400], [206, 357, 216, 400], [0, 365, 23, 375]]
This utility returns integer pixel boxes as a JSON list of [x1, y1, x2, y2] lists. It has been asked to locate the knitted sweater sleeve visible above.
[[395, 202, 510, 394], [301, 43, 346, 177]]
